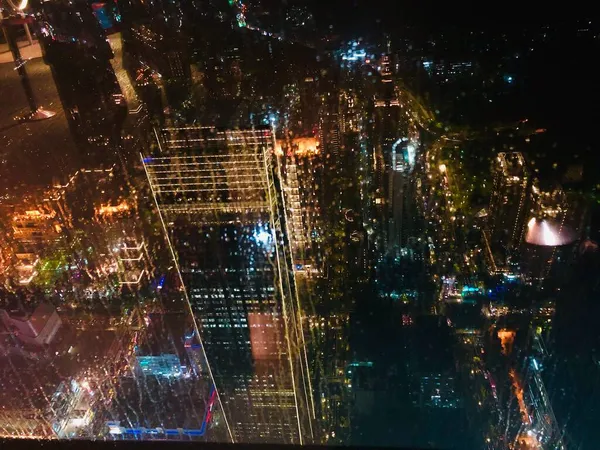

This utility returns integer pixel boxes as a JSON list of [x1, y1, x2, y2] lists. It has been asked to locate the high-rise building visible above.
[[142, 126, 314, 444], [387, 138, 416, 254], [319, 109, 341, 161], [279, 137, 322, 272], [486, 152, 530, 271]]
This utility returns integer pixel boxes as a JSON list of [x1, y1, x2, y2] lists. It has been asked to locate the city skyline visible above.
[[0, 2, 598, 449]]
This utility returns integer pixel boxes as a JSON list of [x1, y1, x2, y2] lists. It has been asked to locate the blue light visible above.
[[254, 229, 271, 246], [462, 286, 478, 293], [406, 143, 416, 168], [185, 330, 195, 340], [342, 50, 367, 62], [157, 274, 165, 289]]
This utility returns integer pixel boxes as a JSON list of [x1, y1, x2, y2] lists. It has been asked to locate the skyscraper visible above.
[[486, 152, 530, 271], [142, 126, 314, 444]]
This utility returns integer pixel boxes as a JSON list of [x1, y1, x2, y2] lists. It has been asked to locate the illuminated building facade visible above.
[[114, 237, 149, 287], [280, 137, 322, 271], [11, 208, 60, 284], [136, 354, 183, 378], [11, 209, 59, 254], [0, 239, 11, 277], [50, 379, 95, 439], [319, 104, 341, 161], [143, 126, 314, 444], [45, 166, 123, 227]]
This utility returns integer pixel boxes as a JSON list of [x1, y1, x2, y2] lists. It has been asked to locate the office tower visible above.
[[319, 108, 341, 160], [296, 77, 320, 133], [388, 138, 416, 254], [142, 126, 314, 444], [279, 137, 322, 272], [379, 54, 392, 78], [486, 152, 530, 270], [370, 68, 416, 256]]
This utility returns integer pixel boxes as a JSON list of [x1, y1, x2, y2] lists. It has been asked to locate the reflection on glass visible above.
[[0, 1, 597, 449]]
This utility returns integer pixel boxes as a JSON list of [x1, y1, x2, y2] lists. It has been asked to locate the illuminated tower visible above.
[[142, 126, 314, 444], [279, 137, 322, 271], [388, 137, 416, 254]]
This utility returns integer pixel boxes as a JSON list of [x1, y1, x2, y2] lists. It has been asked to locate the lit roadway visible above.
[[393, 82, 434, 132]]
